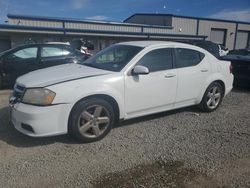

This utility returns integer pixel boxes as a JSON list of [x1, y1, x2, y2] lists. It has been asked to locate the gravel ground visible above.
[[0, 88, 250, 187]]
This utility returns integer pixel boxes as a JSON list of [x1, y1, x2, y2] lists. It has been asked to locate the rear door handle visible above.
[[200, 68, 208, 72], [164, 73, 176, 78]]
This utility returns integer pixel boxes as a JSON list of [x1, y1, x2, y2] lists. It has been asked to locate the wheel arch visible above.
[[198, 79, 226, 112], [68, 94, 120, 132], [198, 78, 226, 104], [214, 80, 225, 97]]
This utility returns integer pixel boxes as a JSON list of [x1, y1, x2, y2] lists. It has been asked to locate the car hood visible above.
[[16, 63, 112, 88]]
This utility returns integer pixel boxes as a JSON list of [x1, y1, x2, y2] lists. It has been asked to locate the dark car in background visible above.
[[0, 43, 90, 89], [180, 40, 228, 58], [221, 48, 250, 87]]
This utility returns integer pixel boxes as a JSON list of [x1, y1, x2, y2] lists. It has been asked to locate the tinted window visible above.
[[137, 48, 173, 72], [82, 45, 143, 72], [12, 47, 38, 59], [184, 40, 220, 58], [41, 47, 66, 57], [176, 48, 204, 68]]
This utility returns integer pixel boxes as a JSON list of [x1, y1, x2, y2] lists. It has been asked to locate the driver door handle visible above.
[[200, 68, 208, 72], [165, 73, 176, 78]]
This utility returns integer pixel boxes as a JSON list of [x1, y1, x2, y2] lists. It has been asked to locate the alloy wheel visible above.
[[77, 105, 110, 138], [206, 86, 221, 110]]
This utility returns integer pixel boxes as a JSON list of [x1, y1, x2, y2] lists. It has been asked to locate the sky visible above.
[[0, 0, 250, 23]]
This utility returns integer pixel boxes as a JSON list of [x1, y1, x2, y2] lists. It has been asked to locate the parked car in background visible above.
[[70, 39, 95, 55], [221, 48, 250, 86], [9, 41, 233, 142], [0, 43, 90, 89], [181, 40, 228, 58], [47, 41, 94, 55]]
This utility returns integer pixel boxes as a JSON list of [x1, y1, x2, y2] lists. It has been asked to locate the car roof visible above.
[[14, 43, 70, 48], [117, 40, 189, 48], [0, 43, 76, 56], [46, 42, 70, 45]]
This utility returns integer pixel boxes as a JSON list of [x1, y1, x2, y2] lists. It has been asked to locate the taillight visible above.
[[229, 63, 233, 74]]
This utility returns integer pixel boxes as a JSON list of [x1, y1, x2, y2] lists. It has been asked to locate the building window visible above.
[[210, 28, 227, 46]]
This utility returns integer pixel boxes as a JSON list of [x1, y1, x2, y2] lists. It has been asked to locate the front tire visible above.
[[199, 82, 223, 112], [69, 98, 115, 142]]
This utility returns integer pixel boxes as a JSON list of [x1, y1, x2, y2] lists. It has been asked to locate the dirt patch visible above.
[[92, 160, 220, 188], [0, 90, 11, 106], [0, 89, 249, 187]]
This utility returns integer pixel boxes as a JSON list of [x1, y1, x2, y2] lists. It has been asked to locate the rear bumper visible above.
[[11, 102, 72, 137], [224, 73, 234, 96], [225, 86, 233, 96]]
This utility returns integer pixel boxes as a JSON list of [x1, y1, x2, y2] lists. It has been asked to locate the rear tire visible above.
[[69, 98, 115, 143], [199, 82, 223, 112]]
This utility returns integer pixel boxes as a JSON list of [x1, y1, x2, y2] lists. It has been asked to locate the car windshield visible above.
[[81, 45, 143, 72]]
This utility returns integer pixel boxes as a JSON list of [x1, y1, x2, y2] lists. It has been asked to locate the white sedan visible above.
[[9, 41, 233, 142]]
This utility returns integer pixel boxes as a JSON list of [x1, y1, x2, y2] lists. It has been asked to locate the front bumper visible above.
[[10, 102, 72, 137]]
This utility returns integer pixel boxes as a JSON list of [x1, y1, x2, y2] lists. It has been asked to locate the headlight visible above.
[[22, 88, 56, 106]]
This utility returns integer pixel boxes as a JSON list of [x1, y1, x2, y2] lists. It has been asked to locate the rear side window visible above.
[[12, 47, 38, 59], [41, 46, 67, 57], [175, 48, 205, 68], [137, 48, 173, 72]]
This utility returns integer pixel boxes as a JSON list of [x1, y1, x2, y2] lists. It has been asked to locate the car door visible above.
[[4, 46, 39, 86], [174, 47, 210, 107], [124, 47, 177, 118], [39, 45, 73, 68]]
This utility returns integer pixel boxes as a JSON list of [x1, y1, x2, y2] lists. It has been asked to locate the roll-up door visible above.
[[235, 31, 249, 49], [210, 28, 227, 46]]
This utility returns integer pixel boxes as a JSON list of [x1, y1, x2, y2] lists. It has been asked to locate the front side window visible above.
[[136, 48, 173, 72], [12, 47, 38, 59], [82, 45, 143, 72], [41, 47, 65, 57], [176, 48, 204, 68]]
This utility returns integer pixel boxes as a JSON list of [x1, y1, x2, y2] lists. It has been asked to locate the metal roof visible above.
[[7, 14, 173, 29], [124, 13, 250, 25], [0, 14, 210, 40], [0, 23, 207, 39]]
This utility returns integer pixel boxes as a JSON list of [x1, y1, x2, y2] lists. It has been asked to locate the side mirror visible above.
[[132, 65, 149, 75]]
